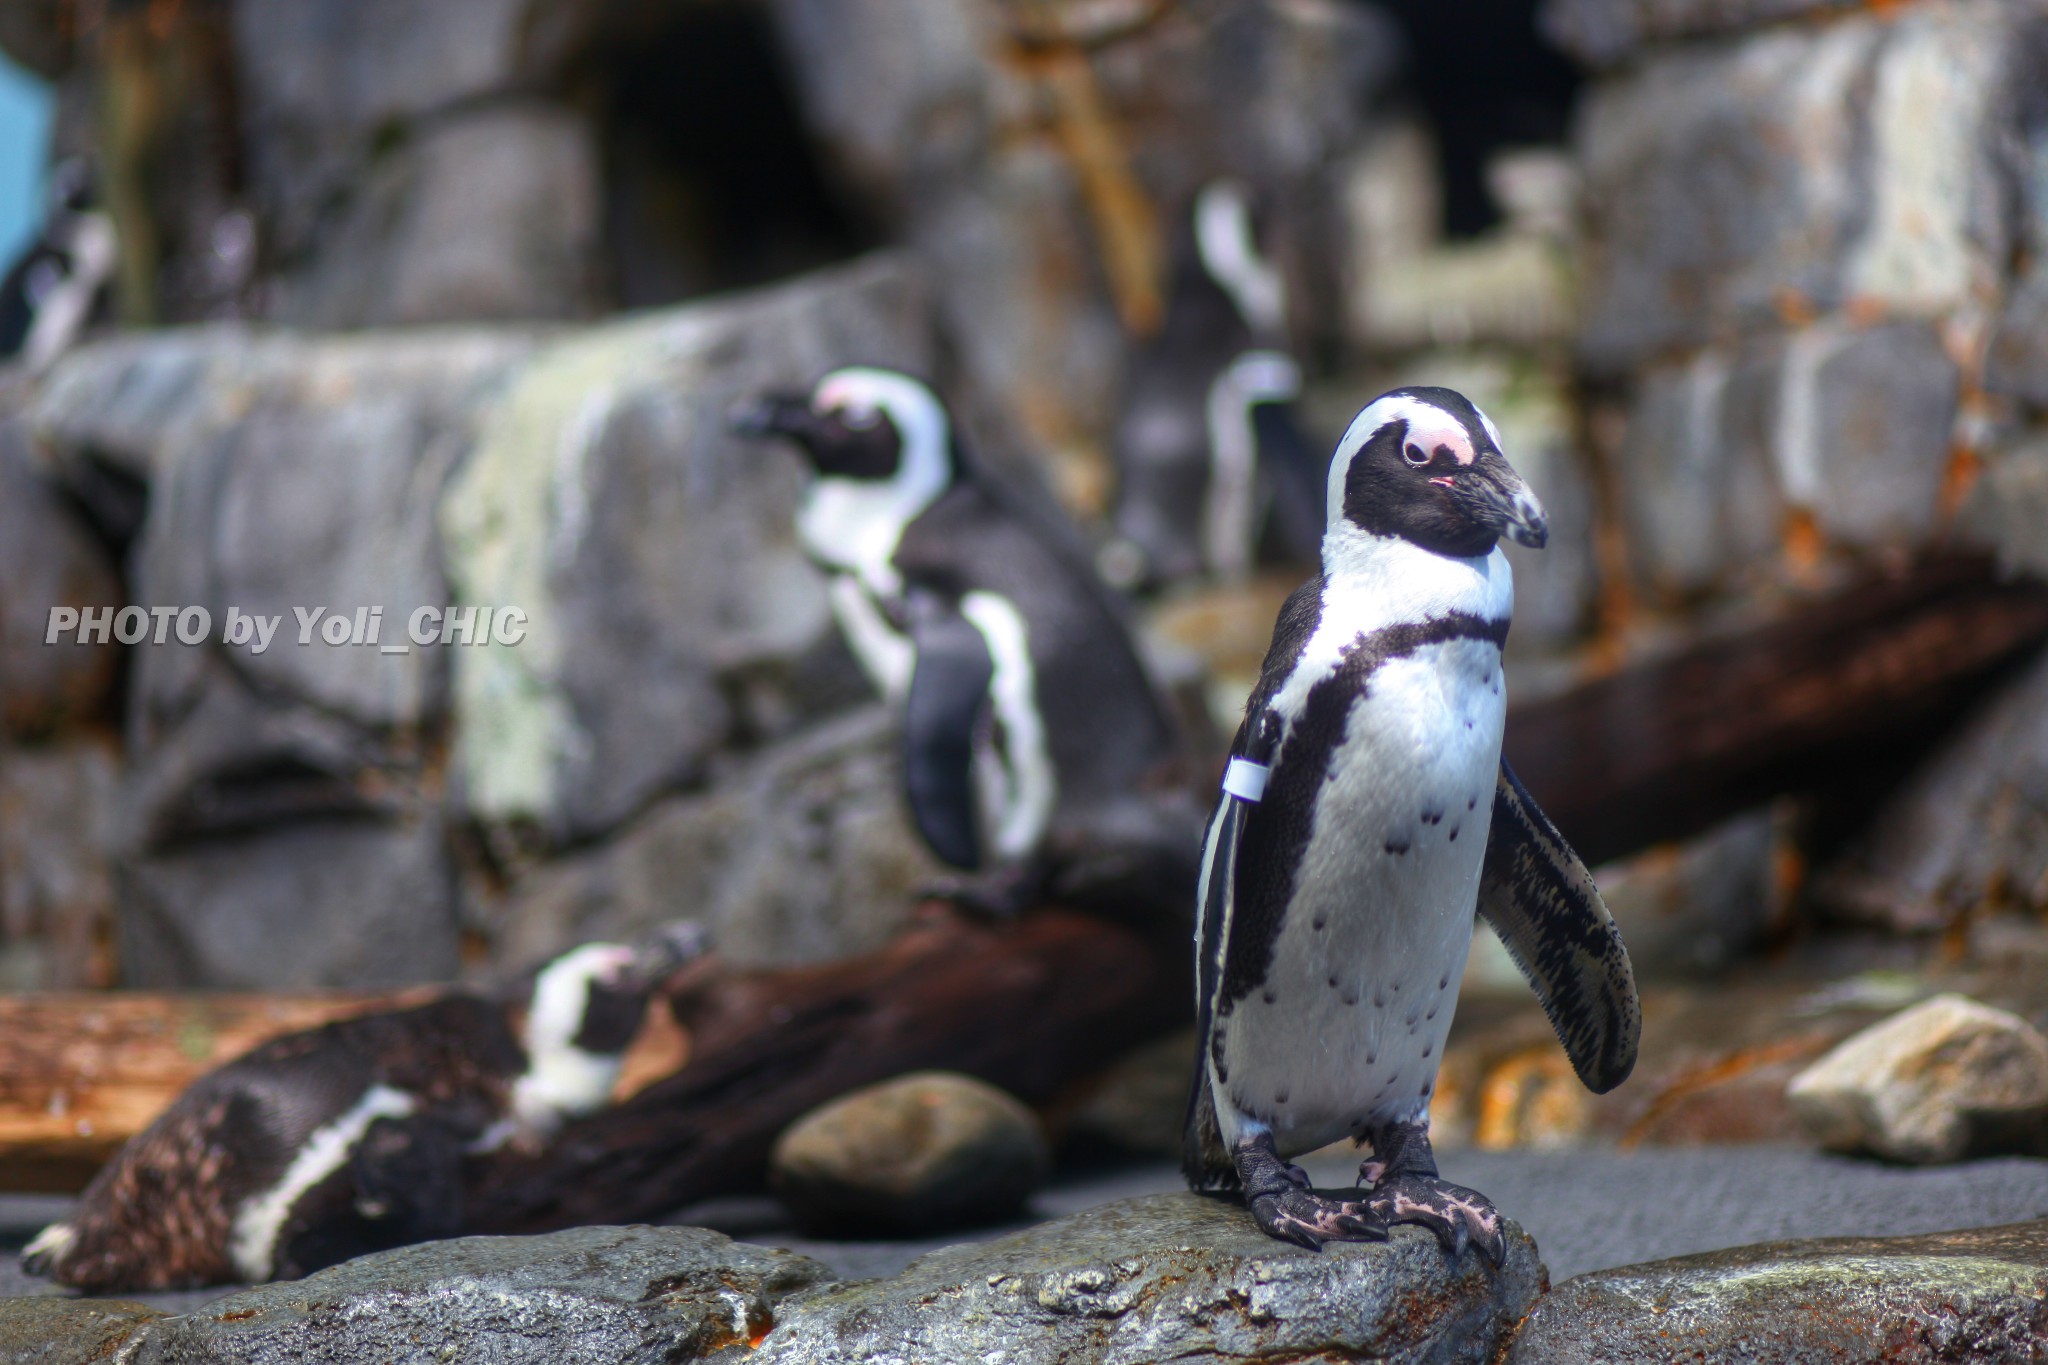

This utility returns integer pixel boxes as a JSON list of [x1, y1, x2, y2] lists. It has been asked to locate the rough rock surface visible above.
[[1617, 321, 1958, 598], [1786, 993, 2048, 1163], [1540, 0, 1865, 68], [753, 1192, 1544, 1365], [132, 1225, 831, 1365], [1574, 2, 2034, 375], [1817, 649, 2048, 933], [1595, 806, 1784, 977], [1986, 272, 2048, 412], [441, 251, 927, 843], [0, 421, 122, 738], [487, 706, 928, 974], [0, 1295, 164, 1365], [1505, 1219, 2048, 1364], [771, 1071, 1051, 1235], [0, 737, 121, 988]]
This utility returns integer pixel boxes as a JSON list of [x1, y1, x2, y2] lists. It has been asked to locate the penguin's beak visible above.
[[629, 921, 712, 984], [729, 393, 816, 443], [1470, 448, 1549, 550]]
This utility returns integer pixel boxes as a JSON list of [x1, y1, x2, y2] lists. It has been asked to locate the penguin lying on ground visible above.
[[1183, 386, 1638, 1257], [0, 158, 116, 374], [733, 368, 1198, 920], [1103, 179, 1326, 591], [21, 925, 706, 1291]]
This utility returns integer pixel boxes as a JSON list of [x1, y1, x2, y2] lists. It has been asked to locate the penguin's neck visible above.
[[796, 439, 952, 599], [1319, 526, 1514, 633]]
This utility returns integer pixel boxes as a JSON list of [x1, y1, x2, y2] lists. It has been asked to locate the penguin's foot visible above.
[[1357, 1119, 1505, 1266], [1234, 1131, 1386, 1250], [1364, 1175, 1505, 1265]]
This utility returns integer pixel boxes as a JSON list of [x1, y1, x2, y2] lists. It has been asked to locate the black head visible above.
[[730, 366, 955, 487], [1331, 386, 1548, 559]]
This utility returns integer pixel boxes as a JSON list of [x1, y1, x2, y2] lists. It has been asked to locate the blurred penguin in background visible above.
[[22, 926, 707, 1291], [735, 367, 1203, 922], [1102, 179, 1325, 592], [0, 158, 117, 375]]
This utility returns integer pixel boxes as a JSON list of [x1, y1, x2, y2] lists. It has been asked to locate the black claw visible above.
[[1250, 1188, 1390, 1250], [1365, 1174, 1506, 1268]]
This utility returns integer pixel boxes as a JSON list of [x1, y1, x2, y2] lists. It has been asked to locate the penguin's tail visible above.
[[1180, 1058, 1239, 1191], [20, 1221, 76, 1277]]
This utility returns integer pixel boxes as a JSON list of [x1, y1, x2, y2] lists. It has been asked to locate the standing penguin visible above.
[[0, 159, 116, 374], [733, 367, 1195, 918], [1104, 179, 1326, 591], [21, 926, 706, 1291], [1183, 387, 1638, 1256]]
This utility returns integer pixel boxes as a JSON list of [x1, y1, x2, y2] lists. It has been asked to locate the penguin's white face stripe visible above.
[[1326, 394, 1488, 526], [961, 591, 1058, 861], [795, 368, 953, 600], [1195, 179, 1287, 335], [230, 1084, 417, 1282], [513, 943, 637, 1134]]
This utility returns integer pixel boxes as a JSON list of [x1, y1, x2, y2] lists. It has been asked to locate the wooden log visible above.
[[0, 992, 412, 1192], [463, 906, 1188, 1234], [1506, 554, 2048, 867]]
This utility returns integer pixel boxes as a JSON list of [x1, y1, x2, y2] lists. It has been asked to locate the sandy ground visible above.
[[6, 1144, 2047, 1310]]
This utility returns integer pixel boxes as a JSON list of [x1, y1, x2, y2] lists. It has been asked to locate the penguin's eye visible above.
[[1402, 442, 1432, 468]]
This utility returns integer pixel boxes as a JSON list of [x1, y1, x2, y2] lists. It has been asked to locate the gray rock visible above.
[[1574, 4, 2033, 374], [771, 1072, 1051, 1236], [1540, 0, 1864, 68], [120, 808, 458, 990], [440, 251, 930, 842], [231, 0, 597, 282], [755, 1191, 1542, 1365], [0, 736, 120, 989], [1618, 322, 1957, 600], [1815, 649, 2048, 934], [1960, 431, 2048, 580], [1595, 806, 1785, 978], [1505, 1219, 2048, 1364], [1787, 994, 2048, 1163], [1058, 1028, 1199, 1161], [266, 102, 604, 328], [0, 420, 123, 738], [489, 706, 936, 974], [0, 1296, 164, 1365], [1987, 272, 2048, 411], [134, 1225, 833, 1365]]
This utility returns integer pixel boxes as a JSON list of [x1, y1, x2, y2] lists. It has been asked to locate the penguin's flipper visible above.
[[1476, 759, 1640, 1093], [903, 594, 996, 871]]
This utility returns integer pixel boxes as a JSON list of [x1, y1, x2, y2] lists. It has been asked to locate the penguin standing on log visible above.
[[21, 927, 706, 1291], [1103, 179, 1326, 591], [734, 367, 1197, 919], [1183, 387, 1638, 1256], [0, 159, 116, 374]]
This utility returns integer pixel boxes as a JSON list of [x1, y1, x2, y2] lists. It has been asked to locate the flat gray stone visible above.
[[133, 1225, 831, 1365], [753, 1191, 1543, 1365], [1506, 1219, 2048, 1364]]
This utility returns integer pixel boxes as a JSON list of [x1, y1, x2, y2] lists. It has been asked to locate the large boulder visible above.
[[1816, 648, 2048, 934], [0, 736, 121, 988], [1786, 993, 2048, 1164], [487, 707, 936, 973], [1506, 1219, 2048, 1364], [1616, 321, 1957, 600], [442, 251, 927, 843], [0, 1297, 165, 1365], [1573, 2, 2036, 376], [131, 1225, 832, 1364], [754, 1192, 1544, 1365]]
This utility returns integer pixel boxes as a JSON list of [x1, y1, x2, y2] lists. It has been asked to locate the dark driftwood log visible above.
[[1505, 554, 2048, 867], [463, 907, 1189, 1234]]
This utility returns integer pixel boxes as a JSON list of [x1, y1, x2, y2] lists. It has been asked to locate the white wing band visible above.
[[1222, 758, 1271, 803]]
